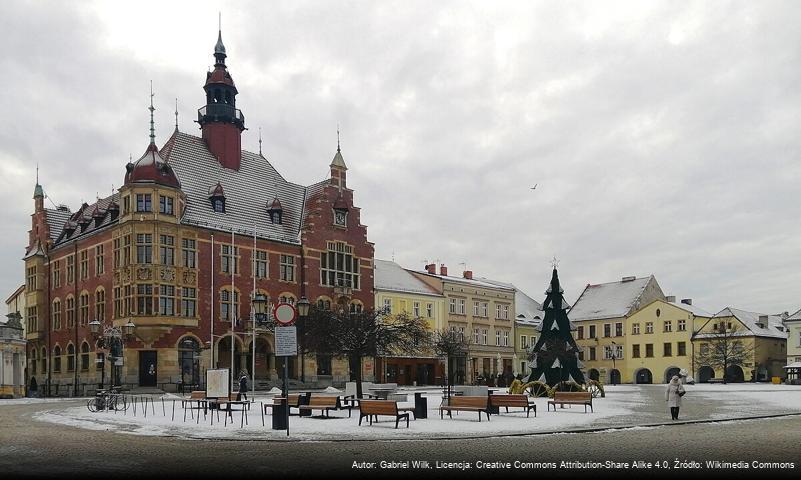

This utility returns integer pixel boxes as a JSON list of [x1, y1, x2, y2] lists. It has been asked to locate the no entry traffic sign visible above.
[[273, 303, 297, 326]]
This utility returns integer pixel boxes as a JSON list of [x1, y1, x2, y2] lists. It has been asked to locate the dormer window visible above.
[[271, 211, 282, 224], [213, 199, 225, 213], [267, 197, 282, 225], [208, 182, 226, 213]]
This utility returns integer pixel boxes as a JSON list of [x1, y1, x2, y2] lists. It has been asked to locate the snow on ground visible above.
[[13, 383, 801, 441]]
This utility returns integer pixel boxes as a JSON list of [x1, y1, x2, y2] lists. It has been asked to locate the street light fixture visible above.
[[610, 341, 618, 385], [90, 320, 137, 390], [296, 296, 310, 318], [253, 293, 268, 325]]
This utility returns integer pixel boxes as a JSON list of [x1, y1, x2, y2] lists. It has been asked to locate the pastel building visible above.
[[514, 289, 543, 377]]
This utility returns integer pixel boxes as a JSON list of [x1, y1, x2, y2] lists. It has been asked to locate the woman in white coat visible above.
[[665, 375, 686, 420]]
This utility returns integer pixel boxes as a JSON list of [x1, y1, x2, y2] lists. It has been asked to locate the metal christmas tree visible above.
[[526, 267, 586, 386]]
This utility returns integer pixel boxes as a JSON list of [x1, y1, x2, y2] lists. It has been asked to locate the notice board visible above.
[[206, 368, 229, 398]]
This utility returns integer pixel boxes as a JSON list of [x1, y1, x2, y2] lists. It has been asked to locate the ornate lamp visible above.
[[88, 319, 101, 336], [296, 296, 311, 318], [253, 292, 268, 324], [123, 320, 136, 339]]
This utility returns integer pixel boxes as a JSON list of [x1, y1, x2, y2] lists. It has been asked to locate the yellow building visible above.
[[570, 275, 665, 384], [626, 297, 712, 384], [514, 289, 543, 377], [692, 307, 788, 382], [374, 260, 445, 385], [786, 309, 801, 365]]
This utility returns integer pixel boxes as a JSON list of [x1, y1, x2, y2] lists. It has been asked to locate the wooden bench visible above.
[[182, 391, 207, 422], [490, 394, 537, 417], [439, 396, 489, 422], [547, 391, 593, 413], [358, 400, 410, 429], [298, 395, 352, 418], [263, 394, 302, 415]]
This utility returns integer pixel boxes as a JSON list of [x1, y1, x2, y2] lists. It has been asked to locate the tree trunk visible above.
[[350, 355, 363, 399]]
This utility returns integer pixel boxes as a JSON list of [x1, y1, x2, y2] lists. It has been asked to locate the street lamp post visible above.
[[89, 319, 136, 390], [610, 341, 618, 385], [296, 297, 310, 384], [251, 293, 268, 391]]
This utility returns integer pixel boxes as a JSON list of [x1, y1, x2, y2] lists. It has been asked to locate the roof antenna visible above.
[[258, 127, 263, 156], [219, 11, 222, 32], [337, 124, 341, 153], [36, 163, 39, 185], [149, 80, 156, 144], [174, 98, 179, 131]]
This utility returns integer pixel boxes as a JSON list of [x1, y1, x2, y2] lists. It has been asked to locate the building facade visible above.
[[786, 309, 801, 366], [410, 264, 516, 384], [513, 288, 543, 377], [373, 259, 445, 385], [23, 30, 374, 394]]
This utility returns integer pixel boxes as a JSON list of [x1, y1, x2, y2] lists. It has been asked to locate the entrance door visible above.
[[138, 351, 157, 387]]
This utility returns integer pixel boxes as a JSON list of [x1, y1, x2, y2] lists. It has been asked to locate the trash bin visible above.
[[414, 392, 427, 419], [298, 392, 312, 417], [272, 399, 288, 430]]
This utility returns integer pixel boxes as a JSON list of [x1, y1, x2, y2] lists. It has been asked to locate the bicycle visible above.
[[87, 389, 129, 412]]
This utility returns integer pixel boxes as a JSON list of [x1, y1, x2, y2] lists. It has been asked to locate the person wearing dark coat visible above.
[[237, 374, 249, 401]]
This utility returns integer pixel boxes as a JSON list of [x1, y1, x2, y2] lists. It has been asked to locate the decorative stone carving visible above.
[[182, 270, 197, 285], [159, 267, 176, 282], [136, 267, 152, 281]]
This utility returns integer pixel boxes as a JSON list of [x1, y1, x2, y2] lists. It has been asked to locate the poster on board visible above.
[[206, 368, 229, 398]]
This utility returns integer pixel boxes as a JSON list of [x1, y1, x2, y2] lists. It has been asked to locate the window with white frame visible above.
[[320, 241, 359, 288], [678, 319, 686, 331], [503, 330, 509, 347], [645, 322, 654, 334], [279, 254, 295, 282], [383, 298, 392, 314], [474, 328, 480, 344], [254, 250, 268, 278], [449, 298, 456, 314], [457, 299, 466, 315], [615, 344, 624, 359], [473, 301, 480, 316], [413, 302, 420, 317], [480, 302, 488, 317], [521, 335, 528, 349], [496, 330, 501, 346], [482, 329, 488, 345], [426, 303, 433, 318]]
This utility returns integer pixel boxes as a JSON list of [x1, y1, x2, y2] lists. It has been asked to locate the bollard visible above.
[[162, 398, 165, 416], [143, 397, 148, 418], [260, 401, 265, 427], [172, 399, 175, 422], [132, 396, 137, 416]]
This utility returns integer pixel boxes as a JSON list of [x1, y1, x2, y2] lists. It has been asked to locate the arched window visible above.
[[79, 292, 90, 325], [53, 346, 62, 373], [278, 294, 296, 306], [52, 299, 62, 330], [178, 336, 200, 386], [65, 295, 75, 329], [95, 288, 106, 322], [67, 344, 76, 372], [80, 342, 90, 371], [349, 301, 363, 314], [316, 297, 331, 310]]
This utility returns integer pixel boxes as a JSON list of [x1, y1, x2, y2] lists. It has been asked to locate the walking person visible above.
[[665, 375, 686, 420], [237, 373, 249, 401]]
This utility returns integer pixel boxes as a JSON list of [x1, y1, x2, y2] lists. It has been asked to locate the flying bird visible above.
[[530, 184, 538, 190]]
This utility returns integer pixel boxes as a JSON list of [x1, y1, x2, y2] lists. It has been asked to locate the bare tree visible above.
[[302, 307, 430, 399], [694, 323, 754, 384], [432, 328, 471, 400]]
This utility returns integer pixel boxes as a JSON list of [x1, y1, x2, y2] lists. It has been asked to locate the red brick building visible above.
[[23, 30, 374, 394]]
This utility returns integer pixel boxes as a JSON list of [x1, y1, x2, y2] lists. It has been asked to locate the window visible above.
[[604, 346, 613, 360], [645, 344, 654, 358], [53, 300, 61, 330], [136, 234, 153, 264], [413, 302, 420, 317], [95, 245, 104, 275], [426, 303, 433, 318], [66, 254, 75, 284], [632, 344, 641, 358], [53, 346, 62, 373], [254, 250, 268, 278], [603, 324, 611, 337], [577, 326, 584, 340], [664, 321, 672, 333], [632, 323, 640, 335], [317, 298, 331, 310], [30, 349, 37, 375], [663, 342, 672, 357], [136, 193, 152, 212], [137, 284, 153, 315], [159, 195, 174, 215], [124, 284, 133, 316], [113, 239, 121, 268], [677, 341, 686, 356], [80, 292, 90, 325], [589, 346, 596, 361], [473, 301, 480, 316], [449, 298, 456, 314], [503, 330, 509, 347], [615, 344, 623, 359], [316, 355, 332, 376], [474, 328, 480, 344], [319, 242, 359, 288], [615, 322, 623, 336], [41, 347, 47, 373], [159, 285, 175, 316], [349, 302, 363, 314], [52, 261, 61, 288], [480, 302, 488, 317], [66, 296, 75, 328], [27, 306, 37, 333], [80, 342, 90, 371], [95, 289, 105, 322], [26, 266, 36, 290], [521, 335, 528, 349], [182, 239, 196, 268], [67, 344, 75, 372], [678, 319, 686, 332], [458, 299, 466, 315], [122, 235, 131, 266], [481, 329, 488, 345], [114, 287, 121, 318], [159, 235, 175, 266], [589, 325, 596, 339], [495, 304, 509, 320], [222, 245, 239, 274], [212, 199, 225, 213], [645, 322, 654, 334], [383, 298, 392, 313], [700, 343, 709, 355], [123, 195, 130, 213], [495, 330, 501, 346], [79, 250, 88, 280], [279, 254, 295, 282], [220, 289, 240, 321], [181, 288, 196, 317]]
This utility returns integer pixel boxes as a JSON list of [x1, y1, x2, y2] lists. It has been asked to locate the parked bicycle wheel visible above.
[[87, 398, 99, 412], [113, 395, 129, 411]]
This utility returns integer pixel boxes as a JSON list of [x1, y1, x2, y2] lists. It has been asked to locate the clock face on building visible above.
[[335, 211, 346, 226]]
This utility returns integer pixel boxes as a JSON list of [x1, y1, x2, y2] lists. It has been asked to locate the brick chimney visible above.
[[665, 295, 676, 303], [425, 263, 436, 274], [439, 264, 448, 276], [463, 270, 473, 280]]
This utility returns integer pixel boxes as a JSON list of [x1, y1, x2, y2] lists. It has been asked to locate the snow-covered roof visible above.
[[668, 301, 713, 318], [515, 288, 544, 322], [374, 260, 442, 297], [569, 276, 663, 321], [413, 271, 516, 292], [711, 307, 789, 339], [786, 308, 801, 322]]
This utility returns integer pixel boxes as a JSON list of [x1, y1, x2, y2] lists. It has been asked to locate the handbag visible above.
[[678, 389, 686, 397]]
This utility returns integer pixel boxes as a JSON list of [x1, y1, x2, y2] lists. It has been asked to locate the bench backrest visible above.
[[490, 394, 528, 406], [359, 400, 398, 416], [449, 396, 488, 409], [189, 391, 206, 400], [553, 391, 591, 401], [308, 395, 339, 407]]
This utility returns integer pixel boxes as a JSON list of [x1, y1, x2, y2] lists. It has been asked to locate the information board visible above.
[[206, 368, 230, 398], [275, 326, 298, 357]]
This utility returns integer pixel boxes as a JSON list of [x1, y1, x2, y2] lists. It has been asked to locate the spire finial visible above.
[[337, 124, 341, 153], [174, 98, 179, 130], [258, 127, 263, 155], [551, 256, 560, 269], [219, 12, 221, 32], [36, 163, 39, 185], [149, 81, 156, 144]]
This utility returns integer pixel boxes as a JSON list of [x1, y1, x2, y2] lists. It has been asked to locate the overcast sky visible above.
[[2, 1, 800, 315]]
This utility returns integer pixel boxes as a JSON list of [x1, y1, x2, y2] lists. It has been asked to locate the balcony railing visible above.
[[198, 104, 245, 125]]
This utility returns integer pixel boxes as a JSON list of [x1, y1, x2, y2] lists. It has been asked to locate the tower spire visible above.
[[149, 81, 156, 144], [174, 98, 179, 130], [337, 124, 341, 153], [258, 127, 263, 156]]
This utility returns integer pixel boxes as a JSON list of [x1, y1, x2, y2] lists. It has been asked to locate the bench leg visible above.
[[359, 414, 364, 426], [395, 416, 400, 429]]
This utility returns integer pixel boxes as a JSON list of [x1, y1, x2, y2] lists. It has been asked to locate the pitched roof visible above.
[[51, 194, 120, 247], [515, 288, 544, 321], [668, 300, 713, 318], [162, 132, 308, 244], [416, 272, 515, 291], [711, 307, 789, 339], [786, 308, 801, 322], [569, 275, 663, 321], [374, 260, 441, 297], [5, 285, 25, 305]]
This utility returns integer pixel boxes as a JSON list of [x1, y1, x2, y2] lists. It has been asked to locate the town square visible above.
[[2, 1, 801, 478]]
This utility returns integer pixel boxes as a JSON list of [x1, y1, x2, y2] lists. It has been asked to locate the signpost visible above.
[[273, 303, 297, 436]]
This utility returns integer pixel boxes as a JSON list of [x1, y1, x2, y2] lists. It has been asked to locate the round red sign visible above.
[[273, 303, 297, 325]]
